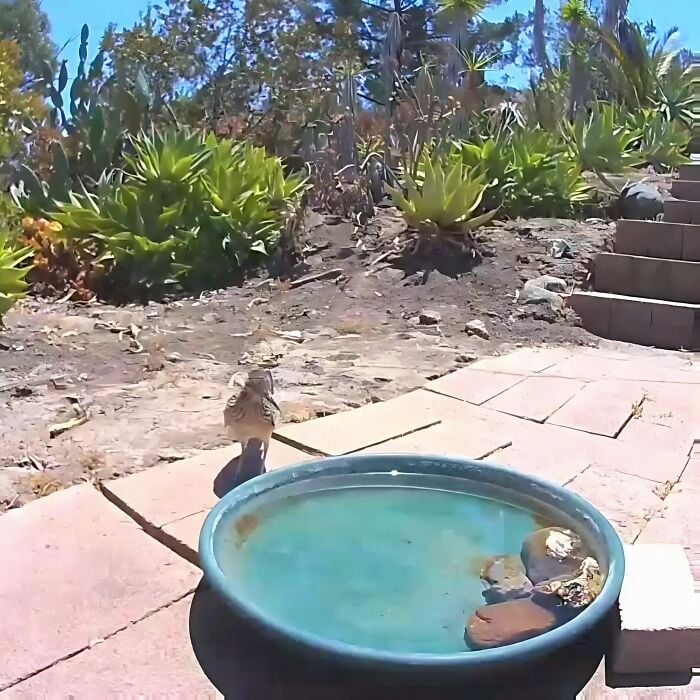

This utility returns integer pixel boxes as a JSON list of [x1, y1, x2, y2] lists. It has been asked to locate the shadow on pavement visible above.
[[214, 441, 266, 499], [188, 581, 611, 700]]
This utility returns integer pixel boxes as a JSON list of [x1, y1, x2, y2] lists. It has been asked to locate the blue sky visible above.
[[43, 0, 699, 82]]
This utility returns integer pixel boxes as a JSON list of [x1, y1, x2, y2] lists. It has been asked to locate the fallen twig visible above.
[[289, 268, 343, 289]]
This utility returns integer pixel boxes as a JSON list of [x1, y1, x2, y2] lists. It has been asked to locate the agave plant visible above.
[[387, 150, 496, 243], [563, 103, 642, 178], [0, 233, 33, 320], [627, 110, 691, 171]]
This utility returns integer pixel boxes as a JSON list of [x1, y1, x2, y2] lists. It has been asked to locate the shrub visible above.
[[0, 231, 32, 320], [46, 129, 308, 300]]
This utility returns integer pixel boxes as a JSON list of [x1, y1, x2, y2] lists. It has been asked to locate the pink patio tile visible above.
[[5, 596, 218, 698], [360, 410, 516, 461], [547, 380, 650, 437], [162, 511, 207, 566], [540, 354, 630, 380], [274, 389, 464, 455], [636, 484, 700, 585], [566, 468, 665, 543], [680, 457, 700, 489], [483, 376, 586, 422], [426, 368, 527, 405], [466, 347, 572, 374], [103, 440, 312, 528], [0, 485, 200, 691]]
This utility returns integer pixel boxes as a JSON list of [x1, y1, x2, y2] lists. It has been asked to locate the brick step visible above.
[[663, 198, 700, 224], [616, 220, 700, 261], [568, 291, 700, 350], [679, 164, 700, 181], [595, 253, 700, 304], [671, 180, 700, 201]]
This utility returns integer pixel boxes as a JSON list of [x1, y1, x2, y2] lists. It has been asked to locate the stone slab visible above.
[[5, 596, 218, 698], [615, 220, 684, 260], [547, 380, 648, 437], [612, 544, 699, 675], [162, 511, 208, 567], [672, 180, 700, 201], [636, 483, 700, 586], [566, 468, 664, 542], [0, 485, 200, 690], [103, 440, 312, 528], [427, 368, 527, 405], [466, 347, 571, 374], [483, 376, 586, 422], [275, 389, 467, 455]]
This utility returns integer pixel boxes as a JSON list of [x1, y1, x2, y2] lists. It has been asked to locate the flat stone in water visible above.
[[521, 527, 584, 584]]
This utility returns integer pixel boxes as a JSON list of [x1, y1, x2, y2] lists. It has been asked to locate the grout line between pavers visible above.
[[0, 588, 198, 691], [269, 433, 330, 456], [423, 374, 530, 406], [344, 420, 442, 454]]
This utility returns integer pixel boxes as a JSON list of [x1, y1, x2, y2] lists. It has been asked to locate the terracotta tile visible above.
[[274, 389, 463, 455], [483, 376, 586, 422], [0, 485, 200, 689], [566, 468, 664, 543], [595, 253, 634, 295], [466, 347, 571, 374], [615, 221, 683, 259], [679, 165, 700, 182], [7, 596, 218, 697], [669, 260, 700, 304], [672, 180, 700, 201], [427, 368, 527, 405], [547, 380, 649, 437], [103, 441, 312, 528]]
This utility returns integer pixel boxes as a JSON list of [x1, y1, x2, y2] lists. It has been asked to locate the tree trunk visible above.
[[533, 0, 551, 77]]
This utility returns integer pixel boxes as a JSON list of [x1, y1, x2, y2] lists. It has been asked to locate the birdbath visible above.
[[199, 454, 624, 679]]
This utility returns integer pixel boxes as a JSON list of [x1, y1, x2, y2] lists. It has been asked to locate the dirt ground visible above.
[[0, 207, 614, 510]]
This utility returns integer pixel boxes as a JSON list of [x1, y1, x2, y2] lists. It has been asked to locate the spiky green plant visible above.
[[0, 233, 33, 320]]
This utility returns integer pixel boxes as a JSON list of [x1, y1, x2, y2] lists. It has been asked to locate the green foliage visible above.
[[454, 130, 590, 218], [387, 151, 496, 234], [48, 129, 309, 300], [0, 0, 56, 79], [0, 231, 33, 320], [0, 40, 45, 158], [627, 109, 691, 171], [563, 103, 642, 174]]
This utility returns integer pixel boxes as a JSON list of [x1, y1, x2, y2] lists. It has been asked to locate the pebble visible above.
[[481, 554, 534, 604], [521, 527, 585, 584]]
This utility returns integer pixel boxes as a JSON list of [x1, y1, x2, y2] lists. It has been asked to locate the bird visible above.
[[223, 368, 281, 463]]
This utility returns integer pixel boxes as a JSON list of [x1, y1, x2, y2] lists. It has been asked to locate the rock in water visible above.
[[521, 527, 584, 584], [465, 597, 574, 650], [481, 554, 534, 604], [619, 183, 664, 221], [535, 556, 603, 608]]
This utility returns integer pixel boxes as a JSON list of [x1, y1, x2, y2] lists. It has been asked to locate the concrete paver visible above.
[[426, 368, 527, 405], [483, 375, 586, 422], [0, 485, 200, 691], [566, 467, 665, 543], [466, 347, 572, 373], [274, 389, 464, 454], [103, 441, 311, 529], [4, 596, 218, 698], [163, 511, 208, 566], [547, 380, 648, 437]]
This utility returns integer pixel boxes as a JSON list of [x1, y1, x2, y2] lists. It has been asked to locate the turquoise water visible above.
[[214, 478, 558, 654]]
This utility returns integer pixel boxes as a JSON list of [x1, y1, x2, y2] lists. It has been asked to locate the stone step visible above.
[[595, 253, 700, 304], [568, 291, 700, 350], [679, 164, 700, 182], [663, 198, 700, 224], [671, 180, 700, 201], [615, 220, 700, 261]]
